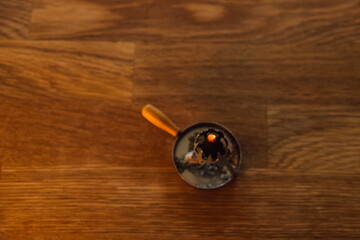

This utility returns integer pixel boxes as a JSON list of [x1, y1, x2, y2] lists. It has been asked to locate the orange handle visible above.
[[142, 104, 180, 137]]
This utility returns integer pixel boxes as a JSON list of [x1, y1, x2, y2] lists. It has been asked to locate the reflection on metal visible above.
[[173, 122, 241, 189]]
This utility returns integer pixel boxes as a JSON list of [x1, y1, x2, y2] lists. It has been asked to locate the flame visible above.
[[207, 134, 217, 142]]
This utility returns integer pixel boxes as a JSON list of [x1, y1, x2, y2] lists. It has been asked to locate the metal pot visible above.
[[142, 105, 242, 189]]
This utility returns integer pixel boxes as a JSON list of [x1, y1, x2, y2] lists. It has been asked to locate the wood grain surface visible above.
[[268, 105, 360, 172], [29, 0, 360, 45], [0, 0, 32, 39], [0, 0, 360, 239]]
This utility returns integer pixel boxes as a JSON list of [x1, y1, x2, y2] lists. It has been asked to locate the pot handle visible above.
[[142, 104, 180, 137]]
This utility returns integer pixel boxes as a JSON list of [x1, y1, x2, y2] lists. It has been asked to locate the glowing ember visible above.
[[207, 134, 217, 143]]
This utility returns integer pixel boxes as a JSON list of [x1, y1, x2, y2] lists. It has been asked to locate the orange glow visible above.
[[207, 134, 217, 142]]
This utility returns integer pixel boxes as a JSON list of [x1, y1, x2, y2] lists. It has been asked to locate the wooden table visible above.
[[0, 0, 359, 239]]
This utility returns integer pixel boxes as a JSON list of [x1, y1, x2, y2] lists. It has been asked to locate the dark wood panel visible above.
[[268, 105, 360, 172], [1, 166, 360, 239], [132, 42, 360, 171], [133, 43, 360, 105], [0, 0, 32, 39], [0, 41, 137, 167], [29, 0, 360, 45], [0, 41, 134, 101]]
